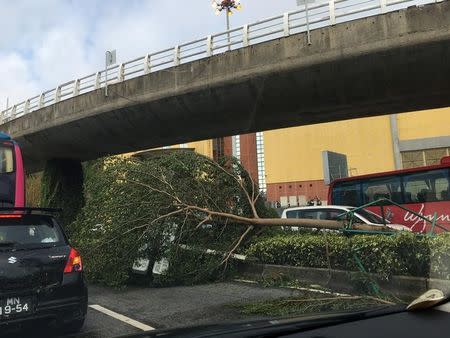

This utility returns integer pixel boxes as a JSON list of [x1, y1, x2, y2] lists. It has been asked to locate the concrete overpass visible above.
[[1, 0, 450, 172]]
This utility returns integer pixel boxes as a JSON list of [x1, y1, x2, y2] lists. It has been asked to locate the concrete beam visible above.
[[2, 1, 450, 172]]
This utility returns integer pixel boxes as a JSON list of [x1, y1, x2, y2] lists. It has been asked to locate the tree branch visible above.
[[221, 225, 254, 266], [195, 215, 212, 230], [203, 157, 260, 218], [124, 177, 183, 205]]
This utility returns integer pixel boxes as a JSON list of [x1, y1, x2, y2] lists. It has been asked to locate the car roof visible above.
[[283, 205, 354, 212], [0, 207, 61, 217]]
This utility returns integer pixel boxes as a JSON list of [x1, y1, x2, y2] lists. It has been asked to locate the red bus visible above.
[[0, 132, 25, 207], [328, 156, 450, 232]]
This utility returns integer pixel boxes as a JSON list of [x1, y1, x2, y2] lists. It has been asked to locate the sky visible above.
[[0, 0, 302, 109]]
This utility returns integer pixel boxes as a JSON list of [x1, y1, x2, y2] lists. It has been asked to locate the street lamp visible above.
[[211, 0, 242, 50], [210, 1, 242, 160]]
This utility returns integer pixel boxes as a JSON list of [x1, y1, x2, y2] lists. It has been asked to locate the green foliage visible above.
[[232, 295, 387, 317], [246, 232, 450, 279], [429, 233, 450, 279], [26, 172, 42, 207], [153, 248, 226, 287], [71, 151, 275, 287], [41, 159, 84, 228]]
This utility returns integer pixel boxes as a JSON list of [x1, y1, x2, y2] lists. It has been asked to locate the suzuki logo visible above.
[[8, 256, 17, 264]]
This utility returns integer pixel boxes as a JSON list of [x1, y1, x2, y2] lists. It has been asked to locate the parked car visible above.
[[0, 208, 87, 333], [281, 205, 411, 231]]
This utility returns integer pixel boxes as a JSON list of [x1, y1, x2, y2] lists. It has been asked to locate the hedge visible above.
[[246, 232, 450, 280]]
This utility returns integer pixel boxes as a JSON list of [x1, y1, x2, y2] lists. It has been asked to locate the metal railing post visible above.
[[380, 0, 387, 13], [206, 35, 213, 57], [38, 93, 45, 109], [305, 2, 312, 45], [144, 54, 151, 74], [242, 25, 249, 47], [95, 72, 101, 89], [174, 45, 180, 66], [55, 86, 61, 103], [118, 64, 125, 82], [24, 99, 30, 115], [73, 79, 80, 96], [329, 0, 336, 25], [283, 13, 290, 37], [11, 105, 16, 119]]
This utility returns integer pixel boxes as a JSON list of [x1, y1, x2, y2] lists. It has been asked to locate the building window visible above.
[[212, 137, 225, 161], [232, 135, 241, 161], [180, 143, 188, 148], [256, 132, 267, 193], [401, 147, 449, 169]]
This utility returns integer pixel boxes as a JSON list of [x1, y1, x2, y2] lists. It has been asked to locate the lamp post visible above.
[[210, 1, 243, 162], [211, 0, 242, 51]]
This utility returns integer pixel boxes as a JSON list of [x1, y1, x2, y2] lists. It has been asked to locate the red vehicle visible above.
[[0, 132, 25, 207], [328, 156, 450, 232]]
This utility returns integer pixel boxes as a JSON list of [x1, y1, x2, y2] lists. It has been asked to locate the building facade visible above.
[[173, 108, 450, 207]]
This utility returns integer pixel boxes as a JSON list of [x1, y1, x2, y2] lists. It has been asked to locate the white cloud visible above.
[[0, 53, 39, 109], [0, 0, 298, 110]]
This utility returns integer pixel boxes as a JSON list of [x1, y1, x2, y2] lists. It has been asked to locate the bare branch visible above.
[[221, 225, 254, 266], [195, 215, 212, 230], [96, 208, 188, 249], [123, 177, 183, 204], [203, 157, 259, 218]]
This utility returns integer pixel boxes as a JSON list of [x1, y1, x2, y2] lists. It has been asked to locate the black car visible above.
[[0, 208, 87, 334]]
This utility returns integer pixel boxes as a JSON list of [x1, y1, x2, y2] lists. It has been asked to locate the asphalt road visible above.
[[3, 282, 300, 338]]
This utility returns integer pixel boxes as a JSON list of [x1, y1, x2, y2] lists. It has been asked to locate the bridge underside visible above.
[[2, 1, 450, 173]]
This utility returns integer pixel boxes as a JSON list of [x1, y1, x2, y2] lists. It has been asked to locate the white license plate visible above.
[[132, 258, 150, 274], [0, 297, 32, 318]]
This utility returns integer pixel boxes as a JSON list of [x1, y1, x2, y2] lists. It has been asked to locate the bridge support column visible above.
[[40, 159, 84, 229]]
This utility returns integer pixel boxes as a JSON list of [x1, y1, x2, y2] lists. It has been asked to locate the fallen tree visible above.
[[71, 150, 395, 286], [119, 152, 394, 264]]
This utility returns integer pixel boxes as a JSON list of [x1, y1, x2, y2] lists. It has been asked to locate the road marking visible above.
[[89, 304, 155, 331]]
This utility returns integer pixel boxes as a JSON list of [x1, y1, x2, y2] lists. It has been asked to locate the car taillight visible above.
[[64, 248, 83, 273]]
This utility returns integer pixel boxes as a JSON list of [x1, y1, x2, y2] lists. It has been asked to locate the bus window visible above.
[[436, 172, 450, 201], [403, 169, 449, 203], [0, 146, 14, 173], [362, 176, 402, 204], [332, 181, 362, 206]]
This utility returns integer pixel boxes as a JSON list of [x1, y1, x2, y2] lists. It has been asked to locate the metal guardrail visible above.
[[0, 0, 442, 123]]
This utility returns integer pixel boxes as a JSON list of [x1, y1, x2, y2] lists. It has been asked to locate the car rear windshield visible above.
[[353, 208, 386, 224], [0, 215, 66, 250]]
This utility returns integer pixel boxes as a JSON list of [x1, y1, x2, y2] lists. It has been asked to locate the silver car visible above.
[[281, 205, 411, 231]]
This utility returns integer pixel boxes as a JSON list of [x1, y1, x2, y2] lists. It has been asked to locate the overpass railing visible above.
[[1, 0, 442, 123]]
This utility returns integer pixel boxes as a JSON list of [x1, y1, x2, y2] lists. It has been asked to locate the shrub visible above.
[[246, 232, 448, 279]]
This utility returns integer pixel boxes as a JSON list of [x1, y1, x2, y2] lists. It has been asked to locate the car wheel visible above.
[[63, 317, 85, 334]]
